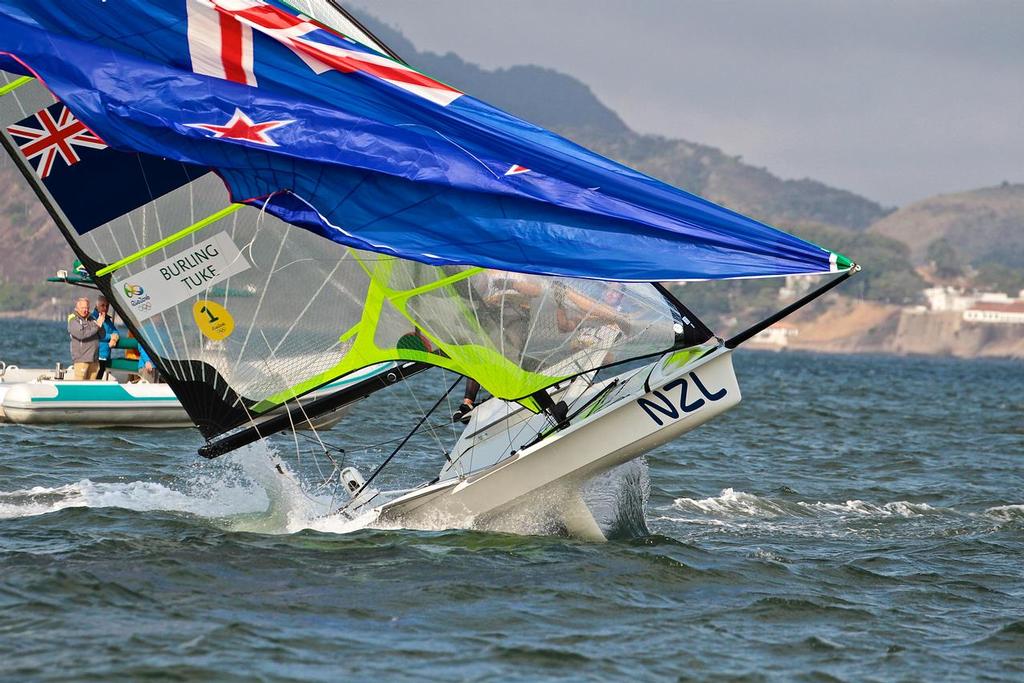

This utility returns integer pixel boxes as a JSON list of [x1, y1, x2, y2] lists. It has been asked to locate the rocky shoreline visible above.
[[748, 299, 1024, 359]]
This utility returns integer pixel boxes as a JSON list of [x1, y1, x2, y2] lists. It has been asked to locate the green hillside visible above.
[[0, 159, 70, 310], [870, 183, 1024, 289]]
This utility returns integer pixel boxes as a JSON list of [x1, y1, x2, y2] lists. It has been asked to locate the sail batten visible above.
[[95, 204, 243, 277]]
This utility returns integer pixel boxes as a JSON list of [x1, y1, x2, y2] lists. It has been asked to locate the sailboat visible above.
[[0, 0, 857, 539]]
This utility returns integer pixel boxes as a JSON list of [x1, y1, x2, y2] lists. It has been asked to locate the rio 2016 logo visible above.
[[122, 283, 152, 312]]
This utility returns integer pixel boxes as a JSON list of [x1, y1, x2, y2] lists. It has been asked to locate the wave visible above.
[[984, 504, 1024, 522], [0, 441, 658, 540], [668, 489, 1024, 538], [0, 477, 266, 521], [0, 443, 382, 535], [671, 488, 940, 520]]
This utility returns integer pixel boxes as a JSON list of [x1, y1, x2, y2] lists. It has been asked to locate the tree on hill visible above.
[[974, 263, 1024, 297], [791, 223, 925, 305], [926, 238, 963, 278]]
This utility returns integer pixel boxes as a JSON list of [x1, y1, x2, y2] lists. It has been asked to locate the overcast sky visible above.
[[349, 0, 1022, 207]]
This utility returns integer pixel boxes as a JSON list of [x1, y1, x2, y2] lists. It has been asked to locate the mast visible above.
[[324, 1, 406, 63]]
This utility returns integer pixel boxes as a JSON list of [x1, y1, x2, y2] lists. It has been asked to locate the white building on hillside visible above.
[[963, 302, 1024, 325], [922, 286, 975, 312], [778, 275, 815, 301], [751, 322, 799, 347]]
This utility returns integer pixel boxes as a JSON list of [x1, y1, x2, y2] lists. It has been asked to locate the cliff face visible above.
[[890, 312, 1024, 358], [780, 300, 1024, 359]]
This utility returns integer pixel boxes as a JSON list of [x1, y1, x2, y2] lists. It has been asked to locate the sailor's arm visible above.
[[68, 318, 98, 341], [562, 289, 621, 322]]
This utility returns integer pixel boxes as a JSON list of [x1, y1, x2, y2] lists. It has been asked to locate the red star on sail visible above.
[[186, 108, 293, 146]]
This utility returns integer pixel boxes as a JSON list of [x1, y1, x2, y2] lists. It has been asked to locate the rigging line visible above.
[[257, 328, 337, 487], [106, 212, 130, 266], [294, 425, 453, 456], [398, 367, 447, 456], [160, 193, 197, 386], [122, 202, 144, 255], [219, 209, 243, 404], [229, 347, 333, 505], [269, 252, 347, 358], [186, 182, 206, 389], [519, 280, 552, 365], [172, 296, 196, 386], [8, 80, 30, 118], [282, 394, 341, 508], [282, 380, 306, 480], [441, 368, 458, 439], [123, 209, 189, 383], [421, 372, 457, 454], [271, 257, 316, 274], [395, 124, 500, 180], [237, 192, 278, 271], [506, 371, 598, 452], [188, 175, 195, 226], [350, 375, 461, 502], [231, 206, 289, 380]]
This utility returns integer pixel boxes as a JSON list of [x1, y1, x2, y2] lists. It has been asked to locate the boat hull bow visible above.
[[377, 347, 741, 539]]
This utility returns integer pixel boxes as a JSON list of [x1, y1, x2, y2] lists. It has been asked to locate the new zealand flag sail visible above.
[[6, 102, 209, 234], [0, 0, 851, 282]]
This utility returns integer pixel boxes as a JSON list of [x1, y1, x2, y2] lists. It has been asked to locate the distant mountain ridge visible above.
[[359, 16, 890, 232]]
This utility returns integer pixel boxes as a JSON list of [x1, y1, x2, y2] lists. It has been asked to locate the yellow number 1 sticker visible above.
[[193, 300, 234, 340]]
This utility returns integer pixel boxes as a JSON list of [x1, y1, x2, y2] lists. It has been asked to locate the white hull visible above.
[[0, 365, 53, 419], [0, 362, 395, 428], [0, 380, 194, 427], [372, 346, 740, 540]]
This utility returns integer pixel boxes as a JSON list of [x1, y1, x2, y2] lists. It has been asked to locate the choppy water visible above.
[[1, 319, 1022, 681]]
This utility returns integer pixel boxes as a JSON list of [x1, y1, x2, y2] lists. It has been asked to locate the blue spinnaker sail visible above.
[[0, 0, 851, 282]]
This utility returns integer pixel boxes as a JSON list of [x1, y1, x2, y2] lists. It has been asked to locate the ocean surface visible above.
[[0, 318, 1021, 681]]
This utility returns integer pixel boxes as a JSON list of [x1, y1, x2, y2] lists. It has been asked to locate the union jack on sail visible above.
[[185, 0, 462, 106], [6, 104, 106, 178]]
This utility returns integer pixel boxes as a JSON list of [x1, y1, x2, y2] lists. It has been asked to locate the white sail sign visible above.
[[112, 231, 251, 321]]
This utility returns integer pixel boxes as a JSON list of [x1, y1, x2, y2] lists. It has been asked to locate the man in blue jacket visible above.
[[90, 296, 120, 380]]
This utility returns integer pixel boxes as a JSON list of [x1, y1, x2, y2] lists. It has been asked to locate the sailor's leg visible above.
[[72, 362, 88, 381]]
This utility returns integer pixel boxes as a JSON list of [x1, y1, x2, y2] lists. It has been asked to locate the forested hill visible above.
[[859, 182, 1024, 297], [0, 159, 68, 310]]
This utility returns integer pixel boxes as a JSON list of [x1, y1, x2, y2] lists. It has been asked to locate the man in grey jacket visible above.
[[68, 296, 102, 380]]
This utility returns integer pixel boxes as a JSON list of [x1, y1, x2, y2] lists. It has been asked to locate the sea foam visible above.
[[672, 488, 940, 519], [0, 442, 382, 535]]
